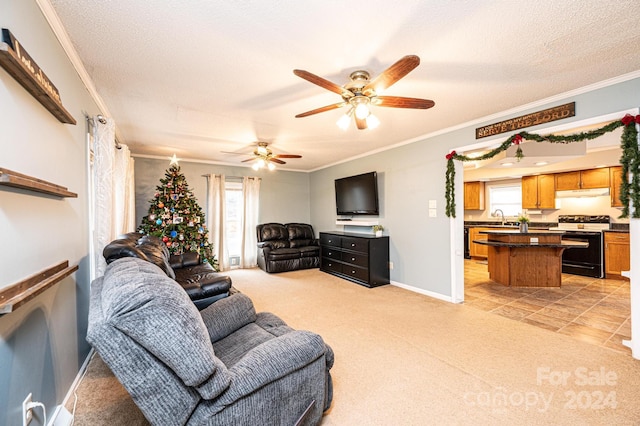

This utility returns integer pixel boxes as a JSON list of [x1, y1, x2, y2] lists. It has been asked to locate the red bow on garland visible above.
[[445, 150, 456, 160], [621, 114, 640, 126], [512, 134, 523, 145]]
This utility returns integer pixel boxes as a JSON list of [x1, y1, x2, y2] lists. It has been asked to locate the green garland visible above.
[[444, 115, 640, 218]]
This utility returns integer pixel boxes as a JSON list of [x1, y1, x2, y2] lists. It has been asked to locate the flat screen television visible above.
[[335, 171, 379, 215]]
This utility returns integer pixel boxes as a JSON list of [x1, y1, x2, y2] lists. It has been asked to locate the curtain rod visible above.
[[86, 114, 122, 149], [202, 175, 261, 180]]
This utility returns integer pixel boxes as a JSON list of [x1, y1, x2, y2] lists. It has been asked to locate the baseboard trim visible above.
[[390, 281, 457, 303], [49, 348, 95, 425]]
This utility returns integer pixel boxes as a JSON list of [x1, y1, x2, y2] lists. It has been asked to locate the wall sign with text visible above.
[[475, 102, 575, 139]]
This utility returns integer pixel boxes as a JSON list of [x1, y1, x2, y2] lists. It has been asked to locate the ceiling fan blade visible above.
[[222, 150, 251, 155], [364, 55, 420, 93], [295, 102, 346, 118], [241, 158, 256, 163], [294, 69, 353, 98], [355, 116, 368, 130], [269, 158, 286, 164], [374, 96, 435, 109], [274, 154, 302, 159]]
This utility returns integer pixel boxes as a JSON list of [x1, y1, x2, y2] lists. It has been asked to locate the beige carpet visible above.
[[69, 268, 640, 425]]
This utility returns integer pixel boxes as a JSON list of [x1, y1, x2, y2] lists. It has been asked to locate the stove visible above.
[[549, 215, 611, 232], [550, 215, 610, 278]]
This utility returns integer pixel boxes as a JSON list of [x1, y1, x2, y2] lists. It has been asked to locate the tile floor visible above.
[[464, 259, 631, 354]]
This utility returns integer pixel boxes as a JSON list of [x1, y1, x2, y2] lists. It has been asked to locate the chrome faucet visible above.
[[493, 209, 505, 225]]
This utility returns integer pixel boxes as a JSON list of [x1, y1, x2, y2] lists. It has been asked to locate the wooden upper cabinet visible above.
[[555, 171, 581, 190], [610, 166, 624, 207], [522, 174, 555, 209], [581, 168, 610, 188], [464, 181, 485, 210], [556, 168, 610, 190]]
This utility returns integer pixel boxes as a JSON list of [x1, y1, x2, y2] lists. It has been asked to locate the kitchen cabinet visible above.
[[610, 166, 624, 207], [469, 227, 490, 258], [604, 232, 630, 279], [522, 174, 556, 209], [555, 168, 610, 190], [464, 181, 485, 210]]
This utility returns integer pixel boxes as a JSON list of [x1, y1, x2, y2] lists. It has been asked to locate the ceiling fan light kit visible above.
[[294, 55, 434, 130]]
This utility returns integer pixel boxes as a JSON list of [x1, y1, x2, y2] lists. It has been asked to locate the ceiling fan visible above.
[[233, 142, 302, 170], [293, 55, 435, 130]]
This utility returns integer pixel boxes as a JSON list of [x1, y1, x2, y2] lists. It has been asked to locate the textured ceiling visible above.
[[48, 0, 640, 171]]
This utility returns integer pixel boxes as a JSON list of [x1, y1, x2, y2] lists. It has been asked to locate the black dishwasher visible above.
[[464, 227, 470, 259]]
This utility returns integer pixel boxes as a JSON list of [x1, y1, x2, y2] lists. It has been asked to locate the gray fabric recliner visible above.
[[87, 257, 333, 425]]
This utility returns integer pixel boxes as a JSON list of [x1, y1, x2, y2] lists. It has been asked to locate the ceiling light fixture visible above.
[[336, 107, 354, 130]]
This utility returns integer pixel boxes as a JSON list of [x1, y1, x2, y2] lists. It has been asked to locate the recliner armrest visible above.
[[215, 331, 327, 405], [200, 293, 257, 342]]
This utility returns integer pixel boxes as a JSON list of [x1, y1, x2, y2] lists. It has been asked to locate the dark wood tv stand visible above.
[[319, 231, 390, 288]]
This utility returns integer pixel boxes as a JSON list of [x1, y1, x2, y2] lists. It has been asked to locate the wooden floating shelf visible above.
[[0, 260, 79, 315], [0, 167, 77, 198], [0, 42, 76, 124]]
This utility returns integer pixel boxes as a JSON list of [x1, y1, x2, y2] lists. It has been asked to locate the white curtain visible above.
[[92, 116, 135, 277], [206, 174, 228, 271], [240, 176, 260, 268]]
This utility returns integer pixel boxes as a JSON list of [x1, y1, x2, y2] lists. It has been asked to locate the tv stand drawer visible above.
[[319, 231, 389, 288]]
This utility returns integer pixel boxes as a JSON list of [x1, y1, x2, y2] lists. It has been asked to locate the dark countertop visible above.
[[479, 229, 565, 235], [474, 239, 589, 249]]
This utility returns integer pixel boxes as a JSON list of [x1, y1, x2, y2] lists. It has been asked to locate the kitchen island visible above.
[[474, 230, 588, 287]]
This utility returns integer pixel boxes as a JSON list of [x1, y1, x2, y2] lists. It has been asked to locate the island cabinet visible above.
[[478, 230, 587, 287], [555, 168, 610, 190], [522, 174, 556, 209], [469, 227, 490, 258], [610, 166, 624, 207], [464, 181, 485, 210], [319, 232, 389, 288], [604, 232, 630, 279]]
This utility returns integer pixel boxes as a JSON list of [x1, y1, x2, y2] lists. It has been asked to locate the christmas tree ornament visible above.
[[149, 214, 156, 221], [158, 202, 164, 208], [156, 219, 162, 225], [170, 230, 178, 238], [162, 236, 169, 242]]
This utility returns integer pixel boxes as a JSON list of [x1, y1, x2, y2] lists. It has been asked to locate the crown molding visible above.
[[35, 0, 124, 142]]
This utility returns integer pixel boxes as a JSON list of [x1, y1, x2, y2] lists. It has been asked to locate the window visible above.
[[225, 181, 243, 267], [489, 185, 522, 217]]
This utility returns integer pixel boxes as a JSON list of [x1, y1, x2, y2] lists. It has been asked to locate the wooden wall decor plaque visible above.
[[475, 102, 575, 139], [0, 28, 76, 124]]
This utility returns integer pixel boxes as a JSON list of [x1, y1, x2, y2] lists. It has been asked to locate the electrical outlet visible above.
[[389, 261, 394, 270], [23, 393, 33, 426]]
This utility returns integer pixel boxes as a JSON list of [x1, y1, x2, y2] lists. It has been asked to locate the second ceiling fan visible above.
[[240, 142, 302, 170], [294, 55, 435, 130]]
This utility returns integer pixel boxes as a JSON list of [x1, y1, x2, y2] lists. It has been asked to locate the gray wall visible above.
[[310, 77, 640, 298], [135, 157, 311, 228], [0, 0, 99, 425]]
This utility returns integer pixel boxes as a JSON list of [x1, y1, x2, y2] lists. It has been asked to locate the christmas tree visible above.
[[138, 164, 218, 270]]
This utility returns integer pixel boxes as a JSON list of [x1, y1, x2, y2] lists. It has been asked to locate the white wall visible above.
[[0, 1, 99, 424]]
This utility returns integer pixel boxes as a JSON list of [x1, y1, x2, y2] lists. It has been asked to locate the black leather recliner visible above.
[[103, 232, 232, 309], [256, 223, 320, 273]]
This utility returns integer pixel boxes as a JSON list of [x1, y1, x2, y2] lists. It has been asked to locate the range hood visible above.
[[555, 188, 610, 198]]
